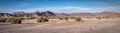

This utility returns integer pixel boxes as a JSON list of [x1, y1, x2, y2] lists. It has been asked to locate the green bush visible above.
[[0, 18, 7, 22], [37, 18, 49, 23], [74, 18, 81, 22], [11, 18, 22, 24]]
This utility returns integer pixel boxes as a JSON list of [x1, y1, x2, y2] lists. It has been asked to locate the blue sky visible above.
[[0, 0, 120, 13]]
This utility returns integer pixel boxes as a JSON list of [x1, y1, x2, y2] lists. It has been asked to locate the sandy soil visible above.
[[0, 18, 120, 33]]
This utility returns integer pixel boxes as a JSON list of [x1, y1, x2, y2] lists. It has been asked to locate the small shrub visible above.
[[37, 18, 49, 23], [96, 17, 101, 20], [59, 18, 63, 20], [70, 17, 75, 19], [19, 17, 24, 20], [86, 17, 91, 19], [74, 18, 81, 22], [65, 17, 69, 21], [11, 18, 22, 24], [0, 18, 7, 22], [105, 17, 109, 19]]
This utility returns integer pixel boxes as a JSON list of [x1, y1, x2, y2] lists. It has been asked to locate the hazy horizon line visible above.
[[0, 10, 119, 14]]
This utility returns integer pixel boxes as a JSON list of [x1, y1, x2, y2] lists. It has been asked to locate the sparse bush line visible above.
[[74, 17, 82, 22], [65, 17, 69, 21], [64, 17, 82, 22], [59, 18, 64, 20], [37, 17, 49, 23], [96, 17, 101, 20], [0, 18, 7, 22], [11, 18, 22, 24]]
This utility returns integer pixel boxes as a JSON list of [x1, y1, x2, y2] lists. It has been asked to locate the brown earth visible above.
[[0, 18, 120, 33]]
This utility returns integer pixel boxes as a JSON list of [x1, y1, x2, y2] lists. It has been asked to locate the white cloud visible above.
[[44, 0, 48, 3], [0, 7, 14, 13], [18, 0, 34, 7], [18, 3, 28, 7]]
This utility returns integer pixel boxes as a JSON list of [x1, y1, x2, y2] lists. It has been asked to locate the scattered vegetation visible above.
[[70, 17, 75, 19], [19, 17, 24, 20], [74, 17, 81, 22], [96, 17, 101, 20], [37, 17, 49, 23], [11, 18, 22, 24], [25, 17, 36, 20], [65, 17, 69, 21], [104, 16, 110, 19], [59, 18, 64, 20], [86, 17, 91, 19], [0, 18, 7, 22]]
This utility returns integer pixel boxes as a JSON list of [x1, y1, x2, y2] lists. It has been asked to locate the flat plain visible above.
[[0, 18, 120, 33]]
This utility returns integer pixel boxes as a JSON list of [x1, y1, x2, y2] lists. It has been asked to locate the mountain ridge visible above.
[[0, 11, 120, 18]]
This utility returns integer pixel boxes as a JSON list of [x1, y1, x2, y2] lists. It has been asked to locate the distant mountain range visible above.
[[0, 10, 120, 18]]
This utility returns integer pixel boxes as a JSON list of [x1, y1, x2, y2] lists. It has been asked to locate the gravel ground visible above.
[[0, 18, 120, 33]]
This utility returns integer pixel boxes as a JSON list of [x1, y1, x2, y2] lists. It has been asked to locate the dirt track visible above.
[[0, 18, 120, 33]]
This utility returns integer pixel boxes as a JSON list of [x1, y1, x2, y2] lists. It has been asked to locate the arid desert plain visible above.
[[0, 17, 120, 33]]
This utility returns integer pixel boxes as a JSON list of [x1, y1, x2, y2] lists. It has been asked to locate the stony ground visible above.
[[0, 18, 120, 33]]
